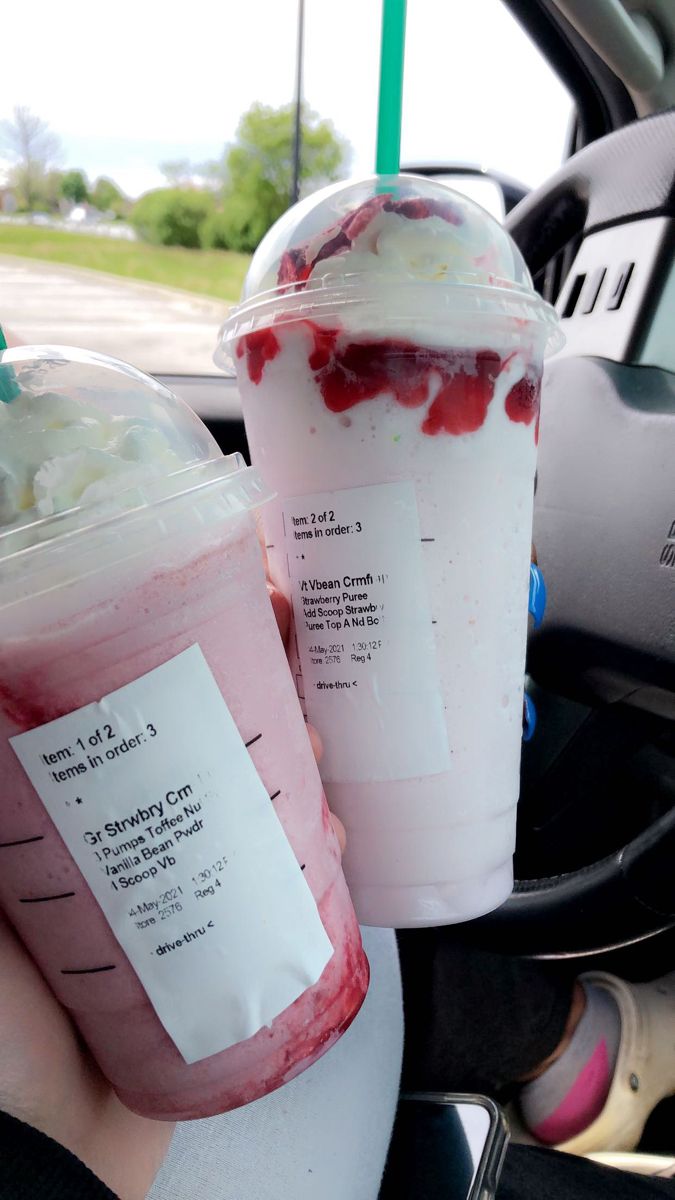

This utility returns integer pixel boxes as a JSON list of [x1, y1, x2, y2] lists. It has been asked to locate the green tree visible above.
[[61, 169, 89, 205], [215, 102, 349, 252], [0, 105, 62, 211], [199, 210, 232, 250], [131, 187, 215, 248], [39, 170, 66, 213], [91, 176, 128, 217]]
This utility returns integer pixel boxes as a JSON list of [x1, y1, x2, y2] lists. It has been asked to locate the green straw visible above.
[[0, 324, 21, 403], [376, 0, 408, 176]]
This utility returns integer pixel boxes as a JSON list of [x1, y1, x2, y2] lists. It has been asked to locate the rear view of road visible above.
[[0, 257, 229, 375]]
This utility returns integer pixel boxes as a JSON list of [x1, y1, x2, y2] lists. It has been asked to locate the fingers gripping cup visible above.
[[216, 175, 562, 929], [0, 345, 368, 1119]]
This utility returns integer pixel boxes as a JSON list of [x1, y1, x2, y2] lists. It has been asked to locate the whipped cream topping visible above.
[[0, 387, 184, 530], [217, 178, 561, 372], [274, 192, 525, 292]]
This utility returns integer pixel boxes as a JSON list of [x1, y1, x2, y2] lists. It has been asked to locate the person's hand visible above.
[[0, 579, 341, 1200], [0, 908, 172, 1200], [267, 580, 346, 852], [0, 318, 166, 1197]]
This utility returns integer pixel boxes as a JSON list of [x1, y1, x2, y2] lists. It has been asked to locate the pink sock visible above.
[[520, 982, 621, 1145]]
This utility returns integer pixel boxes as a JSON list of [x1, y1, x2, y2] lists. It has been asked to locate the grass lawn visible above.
[[0, 225, 251, 303]]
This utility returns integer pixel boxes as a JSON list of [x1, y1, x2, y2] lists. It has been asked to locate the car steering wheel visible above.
[[470, 109, 675, 956]]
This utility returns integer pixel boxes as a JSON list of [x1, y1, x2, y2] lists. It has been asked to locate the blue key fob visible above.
[[529, 562, 547, 629], [523, 693, 537, 742]]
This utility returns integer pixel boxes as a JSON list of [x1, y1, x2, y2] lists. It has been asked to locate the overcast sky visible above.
[[1, 0, 572, 199]]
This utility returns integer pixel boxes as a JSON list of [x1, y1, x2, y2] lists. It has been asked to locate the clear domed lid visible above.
[[215, 174, 562, 371], [0, 344, 268, 553], [0, 343, 219, 462], [243, 174, 534, 298]]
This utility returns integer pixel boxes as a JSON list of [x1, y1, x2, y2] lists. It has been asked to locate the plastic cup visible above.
[[0, 346, 368, 1119], [216, 175, 562, 929]]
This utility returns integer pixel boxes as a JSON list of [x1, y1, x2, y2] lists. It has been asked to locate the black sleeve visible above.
[[499, 1145, 675, 1200], [0, 1111, 119, 1199]]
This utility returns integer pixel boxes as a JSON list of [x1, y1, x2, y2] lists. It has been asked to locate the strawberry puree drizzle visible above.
[[0, 682, 56, 730], [235, 328, 281, 384], [504, 374, 541, 426], [421, 350, 501, 435], [238, 323, 540, 436], [240, 193, 539, 434]]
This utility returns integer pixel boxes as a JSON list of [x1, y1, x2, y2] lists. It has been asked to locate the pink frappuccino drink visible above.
[[0, 346, 367, 1120], [217, 176, 562, 929]]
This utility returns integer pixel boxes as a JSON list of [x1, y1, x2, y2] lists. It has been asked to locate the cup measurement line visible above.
[[269, 789, 281, 801], [245, 733, 263, 748], [61, 964, 117, 975], [0, 835, 45, 848], [420, 538, 436, 542], [19, 891, 76, 903]]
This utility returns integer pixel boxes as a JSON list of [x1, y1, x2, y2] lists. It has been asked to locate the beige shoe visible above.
[[509, 971, 675, 1156], [555, 971, 675, 1154], [588, 1152, 675, 1178]]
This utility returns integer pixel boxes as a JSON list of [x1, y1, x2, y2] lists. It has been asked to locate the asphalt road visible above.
[[0, 257, 229, 375]]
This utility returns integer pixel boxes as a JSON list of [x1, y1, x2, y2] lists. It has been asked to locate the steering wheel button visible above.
[[581, 266, 607, 313], [606, 261, 635, 310]]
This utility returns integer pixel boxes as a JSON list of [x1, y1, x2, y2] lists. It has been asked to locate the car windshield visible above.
[[0, 0, 571, 375]]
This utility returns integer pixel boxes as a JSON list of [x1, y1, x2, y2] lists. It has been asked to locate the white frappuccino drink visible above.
[[217, 176, 561, 928]]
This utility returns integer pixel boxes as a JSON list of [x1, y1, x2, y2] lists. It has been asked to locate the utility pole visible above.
[[291, 0, 305, 206]]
